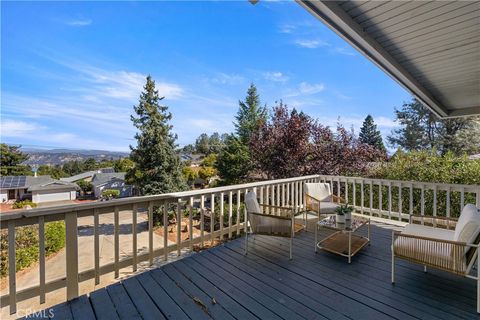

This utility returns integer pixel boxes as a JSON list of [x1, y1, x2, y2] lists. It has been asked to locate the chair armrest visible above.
[[409, 214, 458, 222], [393, 230, 466, 246], [409, 215, 457, 229], [305, 194, 321, 203], [331, 195, 345, 203], [247, 211, 293, 221], [259, 204, 294, 217]]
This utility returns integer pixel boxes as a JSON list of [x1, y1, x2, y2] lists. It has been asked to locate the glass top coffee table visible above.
[[315, 215, 370, 263]]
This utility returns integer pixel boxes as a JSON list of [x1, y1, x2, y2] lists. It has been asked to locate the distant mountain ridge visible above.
[[21, 148, 129, 165]]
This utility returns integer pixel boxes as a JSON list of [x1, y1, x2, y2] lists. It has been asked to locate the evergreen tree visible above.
[[195, 133, 210, 154], [127, 76, 187, 195], [216, 135, 252, 184], [0, 144, 32, 176], [359, 115, 386, 152], [234, 84, 267, 143], [388, 98, 480, 155], [217, 84, 267, 184]]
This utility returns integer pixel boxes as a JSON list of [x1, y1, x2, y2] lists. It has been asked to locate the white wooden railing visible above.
[[0, 174, 319, 314], [1, 174, 479, 315]]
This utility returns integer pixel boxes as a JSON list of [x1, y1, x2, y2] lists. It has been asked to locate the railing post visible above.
[[148, 202, 154, 265], [379, 181, 383, 216], [236, 189, 241, 235], [94, 208, 100, 284], [210, 194, 215, 246], [65, 211, 79, 300], [360, 181, 364, 215], [8, 220, 16, 314], [114, 206, 120, 277], [369, 181, 373, 216], [177, 199, 182, 256], [388, 181, 392, 219], [189, 197, 194, 251], [398, 183, 402, 221], [345, 179, 349, 204], [228, 192, 233, 239], [132, 203, 138, 271], [220, 192, 224, 239], [39, 216, 46, 304], [164, 202, 169, 260]]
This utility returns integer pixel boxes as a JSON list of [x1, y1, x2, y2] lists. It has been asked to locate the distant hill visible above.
[[22, 148, 129, 166]]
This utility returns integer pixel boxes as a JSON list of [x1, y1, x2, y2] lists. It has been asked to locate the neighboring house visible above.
[[91, 172, 133, 198], [0, 175, 79, 204], [179, 153, 204, 167], [60, 167, 115, 183]]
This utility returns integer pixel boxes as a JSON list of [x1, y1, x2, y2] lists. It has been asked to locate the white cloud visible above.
[[210, 73, 245, 85], [298, 82, 325, 95], [1, 120, 42, 137], [66, 19, 92, 26], [278, 24, 296, 34], [375, 116, 399, 129], [294, 39, 329, 49], [333, 47, 357, 56], [284, 82, 326, 98], [263, 71, 289, 82], [80, 67, 183, 100]]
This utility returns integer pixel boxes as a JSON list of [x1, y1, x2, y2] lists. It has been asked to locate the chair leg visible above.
[[289, 235, 293, 260], [477, 255, 479, 313], [391, 252, 395, 284], [245, 230, 248, 255], [391, 230, 395, 284]]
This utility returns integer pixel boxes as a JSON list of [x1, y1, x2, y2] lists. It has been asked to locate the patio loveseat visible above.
[[392, 204, 480, 312]]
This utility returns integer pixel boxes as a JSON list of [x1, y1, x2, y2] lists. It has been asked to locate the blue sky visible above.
[[1, 1, 412, 152]]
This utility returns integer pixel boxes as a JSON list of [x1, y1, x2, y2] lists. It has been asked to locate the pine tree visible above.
[[234, 84, 267, 144], [217, 84, 267, 184], [359, 115, 386, 152], [127, 76, 187, 195], [388, 99, 480, 155]]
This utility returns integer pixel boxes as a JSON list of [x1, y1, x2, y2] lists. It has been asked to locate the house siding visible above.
[[0, 191, 7, 202], [32, 190, 76, 203]]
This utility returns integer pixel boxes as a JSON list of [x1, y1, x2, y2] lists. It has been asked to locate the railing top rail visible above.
[[0, 174, 318, 223], [1, 174, 478, 224], [317, 175, 480, 189]]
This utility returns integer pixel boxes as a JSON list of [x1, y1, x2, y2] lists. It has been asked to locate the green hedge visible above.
[[12, 200, 37, 209], [348, 150, 480, 219], [0, 221, 65, 277]]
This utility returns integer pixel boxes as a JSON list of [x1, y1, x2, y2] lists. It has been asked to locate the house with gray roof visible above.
[[91, 172, 133, 198], [60, 167, 115, 183], [1, 175, 79, 204]]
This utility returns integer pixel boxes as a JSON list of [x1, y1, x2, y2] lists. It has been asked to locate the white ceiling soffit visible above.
[[296, 0, 480, 118]]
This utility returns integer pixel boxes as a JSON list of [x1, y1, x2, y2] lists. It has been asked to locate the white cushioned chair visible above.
[[245, 191, 295, 259], [392, 204, 480, 313], [304, 183, 343, 215]]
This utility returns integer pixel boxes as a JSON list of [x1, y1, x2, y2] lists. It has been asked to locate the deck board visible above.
[[30, 223, 480, 319]]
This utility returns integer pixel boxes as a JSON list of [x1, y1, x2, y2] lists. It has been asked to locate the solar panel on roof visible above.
[[0, 176, 27, 188]]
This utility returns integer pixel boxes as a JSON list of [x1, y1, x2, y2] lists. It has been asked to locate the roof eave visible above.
[[296, 0, 463, 119]]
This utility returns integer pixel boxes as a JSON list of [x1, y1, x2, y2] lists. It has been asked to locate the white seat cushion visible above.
[[305, 183, 332, 202], [403, 224, 455, 241], [395, 224, 458, 269], [453, 204, 480, 251], [304, 200, 339, 214]]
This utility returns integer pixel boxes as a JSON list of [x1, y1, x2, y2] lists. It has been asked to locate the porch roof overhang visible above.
[[297, 0, 480, 118]]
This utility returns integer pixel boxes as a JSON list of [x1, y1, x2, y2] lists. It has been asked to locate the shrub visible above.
[[363, 150, 480, 218], [77, 180, 93, 193], [102, 189, 120, 199], [0, 221, 65, 277], [12, 200, 37, 209]]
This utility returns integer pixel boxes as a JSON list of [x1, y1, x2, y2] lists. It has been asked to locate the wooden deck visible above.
[[34, 222, 479, 319]]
